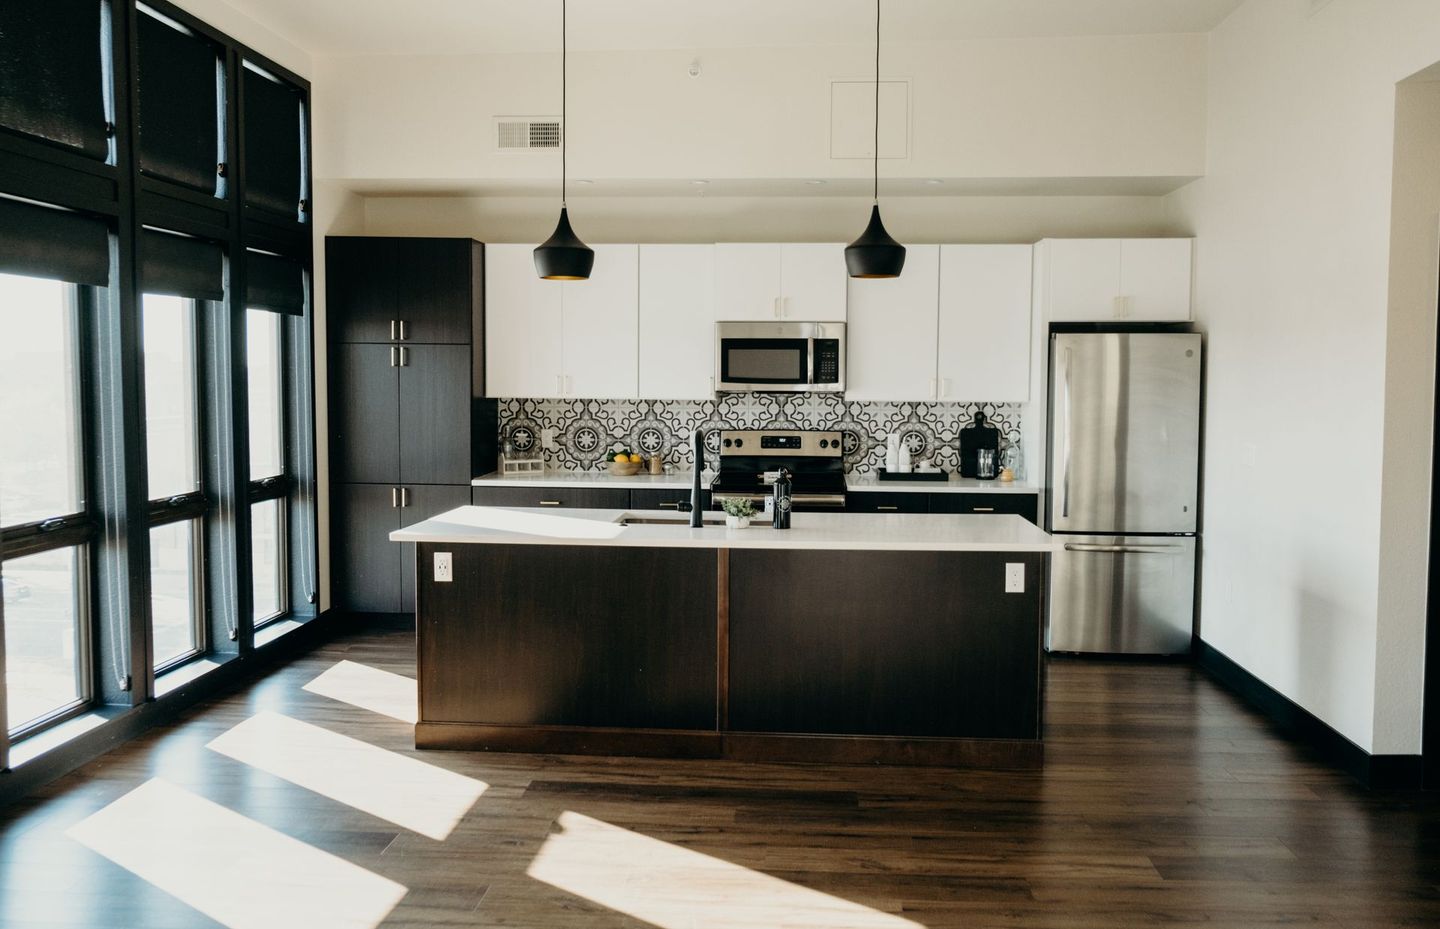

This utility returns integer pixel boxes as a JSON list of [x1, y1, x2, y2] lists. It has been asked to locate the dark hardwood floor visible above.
[[2, 621, 1438, 928]]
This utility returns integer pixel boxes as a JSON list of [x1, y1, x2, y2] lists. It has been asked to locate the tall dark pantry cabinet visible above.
[[327, 237, 497, 614]]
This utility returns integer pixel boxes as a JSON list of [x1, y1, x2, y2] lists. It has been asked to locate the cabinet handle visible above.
[[876, 505, 899, 511], [538, 500, 563, 506], [401, 487, 409, 507], [773, 297, 781, 318], [783, 296, 792, 317], [391, 487, 399, 508], [556, 374, 563, 395], [389, 346, 398, 367], [971, 506, 996, 512], [1113, 295, 1128, 318], [708, 376, 715, 394], [565, 375, 573, 395], [399, 319, 408, 341], [658, 502, 680, 509], [390, 319, 397, 340], [941, 378, 952, 398], [400, 346, 409, 366], [929, 378, 937, 400]]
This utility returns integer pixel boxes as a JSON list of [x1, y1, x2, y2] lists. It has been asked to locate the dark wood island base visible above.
[[414, 539, 1047, 769]]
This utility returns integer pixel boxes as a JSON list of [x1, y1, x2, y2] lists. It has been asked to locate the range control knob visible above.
[[734, 438, 744, 448], [819, 439, 829, 449], [723, 438, 733, 448]]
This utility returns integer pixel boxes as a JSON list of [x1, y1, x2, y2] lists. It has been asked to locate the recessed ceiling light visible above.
[[690, 179, 710, 186], [574, 179, 594, 185], [924, 179, 943, 185], [806, 179, 827, 186]]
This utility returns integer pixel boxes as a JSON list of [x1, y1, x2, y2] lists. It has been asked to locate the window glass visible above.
[[3, 546, 84, 733], [251, 499, 283, 623], [0, 273, 82, 526], [150, 520, 200, 669], [142, 294, 199, 499], [246, 309, 283, 479]]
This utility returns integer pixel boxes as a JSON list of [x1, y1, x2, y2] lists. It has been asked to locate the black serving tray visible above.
[[877, 469, 949, 482]]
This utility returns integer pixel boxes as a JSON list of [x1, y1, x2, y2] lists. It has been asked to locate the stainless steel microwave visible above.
[[714, 322, 846, 393]]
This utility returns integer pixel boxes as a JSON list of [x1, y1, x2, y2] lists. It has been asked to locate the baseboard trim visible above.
[[0, 609, 345, 810], [1196, 640, 1422, 789]]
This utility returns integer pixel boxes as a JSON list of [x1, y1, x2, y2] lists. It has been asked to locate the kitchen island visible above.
[[392, 506, 1056, 768]]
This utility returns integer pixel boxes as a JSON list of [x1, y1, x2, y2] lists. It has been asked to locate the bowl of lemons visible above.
[[607, 447, 644, 476]]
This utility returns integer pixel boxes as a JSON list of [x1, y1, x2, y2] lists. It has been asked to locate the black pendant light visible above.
[[845, 0, 905, 279], [534, 0, 593, 281]]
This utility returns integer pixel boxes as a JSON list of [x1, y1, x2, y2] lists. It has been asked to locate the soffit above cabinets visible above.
[[223, 0, 1247, 57]]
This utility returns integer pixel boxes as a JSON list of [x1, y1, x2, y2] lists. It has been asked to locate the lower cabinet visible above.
[[332, 482, 469, 613], [470, 485, 630, 509], [931, 493, 1038, 523]]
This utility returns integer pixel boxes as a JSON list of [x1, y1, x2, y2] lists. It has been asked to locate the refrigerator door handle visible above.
[[1058, 346, 1073, 521], [1063, 542, 1186, 555]]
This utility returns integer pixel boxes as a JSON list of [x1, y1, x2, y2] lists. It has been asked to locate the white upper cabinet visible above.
[[485, 243, 638, 399], [714, 243, 847, 321], [845, 244, 940, 402], [561, 244, 639, 400], [639, 245, 715, 400], [486, 244, 563, 398], [1118, 238, 1193, 321], [779, 244, 847, 321], [1040, 238, 1192, 322], [938, 245, 1033, 403], [714, 244, 782, 321]]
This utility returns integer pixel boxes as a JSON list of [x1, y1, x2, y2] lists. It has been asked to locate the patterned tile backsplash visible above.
[[498, 396, 1023, 475]]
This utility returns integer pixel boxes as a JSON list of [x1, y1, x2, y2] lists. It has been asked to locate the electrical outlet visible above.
[[434, 551, 453, 583], [1005, 562, 1025, 594], [541, 427, 557, 450]]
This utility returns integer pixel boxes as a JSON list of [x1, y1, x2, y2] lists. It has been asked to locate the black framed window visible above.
[[241, 62, 305, 221], [134, 3, 224, 195], [0, 0, 113, 161], [0, 271, 95, 738]]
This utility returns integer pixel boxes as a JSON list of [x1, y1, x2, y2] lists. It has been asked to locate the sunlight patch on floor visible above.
[[303, 659, 418, 723], [66, 778, 407, 929], [206, 712, 486, 840], [527, 811, 921, 929]]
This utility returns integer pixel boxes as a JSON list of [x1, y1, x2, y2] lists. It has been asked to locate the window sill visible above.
[[9, 709, 120, 769], [254, 617, 306, 648], [154, 656, 229, 698]]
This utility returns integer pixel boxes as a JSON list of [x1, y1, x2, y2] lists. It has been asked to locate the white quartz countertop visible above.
[[472, 470, 1038, 494], [391, 506, 1057, 552]]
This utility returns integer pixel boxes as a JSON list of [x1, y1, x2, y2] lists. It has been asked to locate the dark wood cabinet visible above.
[[931, 492, 1038, 523], [470, 485, 631, 509], [399, 485, 472, 608], [326, 237, 475, 345], [327, 236, 496, 614], [329, 343, 399, 485], [332, 484, 403, 613], [629, 488, 709, 511], [728, 549, 1044, 741], [399, 344, 472, 485], [846, 492, 930, 514]]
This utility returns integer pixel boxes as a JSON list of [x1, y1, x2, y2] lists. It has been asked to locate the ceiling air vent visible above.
[[495, 117, 562, 151]]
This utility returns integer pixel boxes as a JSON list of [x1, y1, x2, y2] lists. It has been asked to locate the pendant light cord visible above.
[[872, 0, 880, 205], [562, 0, 568, 208]]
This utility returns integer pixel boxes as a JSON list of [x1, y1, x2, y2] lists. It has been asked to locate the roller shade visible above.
[[136, 10, 222, 194], [242, 65, 303, 219], [245, 251, 304, 315], [141, 229, 224, 301], [0, 0, 110, 159], [0, 197, 110, 286]]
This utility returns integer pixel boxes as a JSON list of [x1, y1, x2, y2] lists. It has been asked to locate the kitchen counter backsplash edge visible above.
[[498, 396, 1025, 477]]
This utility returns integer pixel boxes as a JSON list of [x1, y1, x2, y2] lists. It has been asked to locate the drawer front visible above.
[[630, 488, 709, 511], [930, 493, 1038, 523], [846, 492, 929, 514], [471, 486, 631, 509]]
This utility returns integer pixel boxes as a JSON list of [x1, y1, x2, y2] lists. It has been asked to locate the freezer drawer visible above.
[[1047, 535, 1195, 655]]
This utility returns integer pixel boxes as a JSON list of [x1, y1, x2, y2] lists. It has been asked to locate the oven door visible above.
[[716, 337, 811, 391]]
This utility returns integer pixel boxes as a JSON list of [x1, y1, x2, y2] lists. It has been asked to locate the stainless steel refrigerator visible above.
[[1046, 331, 1201, 655]]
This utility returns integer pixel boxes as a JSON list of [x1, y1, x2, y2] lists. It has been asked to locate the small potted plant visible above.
[[721, 497, 756, 529]]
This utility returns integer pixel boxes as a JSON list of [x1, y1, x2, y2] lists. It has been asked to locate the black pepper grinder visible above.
[[772, 467, 793, 530]]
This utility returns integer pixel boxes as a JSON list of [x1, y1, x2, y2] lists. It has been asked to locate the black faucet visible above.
[[686, 429, 705, 527]]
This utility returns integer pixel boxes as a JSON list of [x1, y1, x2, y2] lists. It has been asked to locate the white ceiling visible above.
[[222, 0, 1246, 57]]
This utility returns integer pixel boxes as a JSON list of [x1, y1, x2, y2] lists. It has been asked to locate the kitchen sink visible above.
[[615, 513, 726, 527]]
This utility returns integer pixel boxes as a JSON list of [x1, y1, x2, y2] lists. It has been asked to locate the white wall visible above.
[[168, 0, 311, 77], [359, 193, 1184, 244], [313, 34, 1206, 187], [1167, 0, 1440, 754]]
